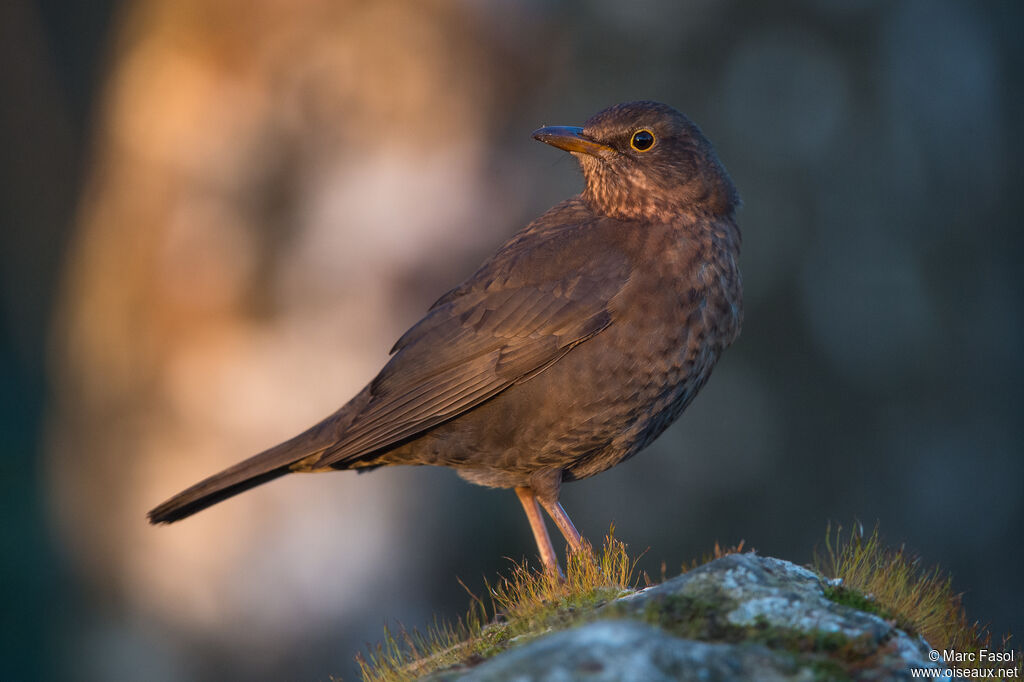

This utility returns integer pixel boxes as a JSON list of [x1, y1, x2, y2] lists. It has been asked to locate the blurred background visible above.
[[2, 0, 1021, 679]]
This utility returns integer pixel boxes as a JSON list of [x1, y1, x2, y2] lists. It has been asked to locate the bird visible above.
[[148, 100, 742, 577]]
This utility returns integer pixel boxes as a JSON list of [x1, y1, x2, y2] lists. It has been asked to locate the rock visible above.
[[430, 620, 816, 681], [428, 554, 944, 681]]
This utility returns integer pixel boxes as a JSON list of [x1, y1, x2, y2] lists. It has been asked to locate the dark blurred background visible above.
[[2, 0, 1021, 680]]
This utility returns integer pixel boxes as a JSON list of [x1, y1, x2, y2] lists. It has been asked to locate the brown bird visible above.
[[148, 101, 742, 576]]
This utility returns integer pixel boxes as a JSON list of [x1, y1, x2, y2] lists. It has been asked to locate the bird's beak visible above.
[[532, 126, 614, 157]]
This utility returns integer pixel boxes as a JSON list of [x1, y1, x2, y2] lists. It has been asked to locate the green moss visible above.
[[603, 586, 868, 680], [804, 657, 854, 682], [822, 583, 880, 614], [744, 620, 869, 682], [632, 591, 736, 641], [820, 582, 911, 633]]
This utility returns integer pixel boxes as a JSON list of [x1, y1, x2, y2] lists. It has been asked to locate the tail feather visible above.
[[147, 467, 291, 524], [147, 431, 331, 525]]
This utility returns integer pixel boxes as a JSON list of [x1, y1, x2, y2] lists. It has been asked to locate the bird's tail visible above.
[[147, 429, 333, 525]]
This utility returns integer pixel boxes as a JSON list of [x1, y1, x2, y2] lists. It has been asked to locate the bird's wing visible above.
[[147, 215, 631, 524], [315, 228, 631, 466]]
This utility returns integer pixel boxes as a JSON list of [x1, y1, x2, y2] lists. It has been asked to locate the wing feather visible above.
[[311, 217, 632, 467]]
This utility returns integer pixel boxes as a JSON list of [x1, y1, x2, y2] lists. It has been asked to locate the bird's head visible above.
[[533, 101, 738, 222]]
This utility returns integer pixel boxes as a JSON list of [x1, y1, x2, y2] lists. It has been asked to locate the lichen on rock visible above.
[[427, 554, 943, 681]]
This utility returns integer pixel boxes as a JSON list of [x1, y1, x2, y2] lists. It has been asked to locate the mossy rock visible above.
[[425, 554, 939, 681]]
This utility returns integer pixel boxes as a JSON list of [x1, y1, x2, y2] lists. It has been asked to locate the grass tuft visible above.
[[814, 521, 1020, 679], [682, 539, 748, 573], [356, 526, 640, 681]]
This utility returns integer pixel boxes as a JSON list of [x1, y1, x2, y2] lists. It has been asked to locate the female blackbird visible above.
[[149, 101, 742, 576]]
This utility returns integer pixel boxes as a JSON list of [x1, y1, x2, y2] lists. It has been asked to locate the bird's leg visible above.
[[537, 498, 583, 554], [529, 468, 584, 555], [514, 486, 562, 577]]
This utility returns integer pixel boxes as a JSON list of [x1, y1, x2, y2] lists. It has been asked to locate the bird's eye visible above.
[[630, 129, 655, 152]]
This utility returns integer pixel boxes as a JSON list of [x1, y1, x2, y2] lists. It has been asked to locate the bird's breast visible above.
[[593, 220, 742, 440], [615, 220, 741, 356]]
